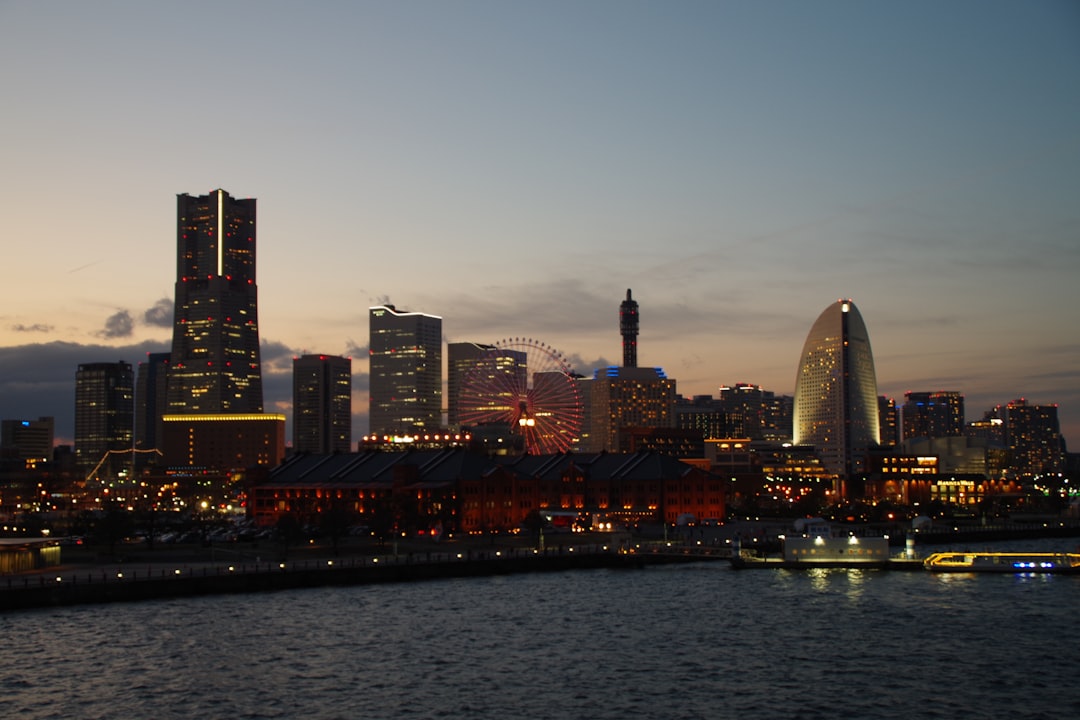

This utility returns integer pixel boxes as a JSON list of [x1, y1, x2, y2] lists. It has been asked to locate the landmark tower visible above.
[[620, 289, 639, 368], [167, 189, 263, 414]]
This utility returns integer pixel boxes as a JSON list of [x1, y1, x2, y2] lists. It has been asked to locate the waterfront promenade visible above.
[[5, 518, 1080, 612], [0, 535, 723, 612]]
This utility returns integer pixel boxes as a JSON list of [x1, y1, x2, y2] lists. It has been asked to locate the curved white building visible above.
[[793, 299, 880, 483]]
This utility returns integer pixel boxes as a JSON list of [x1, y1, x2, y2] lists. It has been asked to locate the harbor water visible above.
[[3, 538, 1079, 720]]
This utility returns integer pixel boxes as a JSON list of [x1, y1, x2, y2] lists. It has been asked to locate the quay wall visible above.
[[0, 547, 711, 613]]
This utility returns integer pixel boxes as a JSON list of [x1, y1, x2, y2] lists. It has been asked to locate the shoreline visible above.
[[0, 544, 713, 613]]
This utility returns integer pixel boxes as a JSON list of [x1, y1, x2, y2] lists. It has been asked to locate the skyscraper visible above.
[[0, 416, 54, 468], [135, 352, 170, 457], [447, 342, 527, 431], [793, 299, 880, 483], [1002, 398, 1064, 477], [75, 361, 134, 477], [368, 304, 442, 436], [586, 367, 676, 452], [167, 189, 263, 414], [878, 396, 899, 446], [293, 354, 352, 454], [901, 391, 964, 441]]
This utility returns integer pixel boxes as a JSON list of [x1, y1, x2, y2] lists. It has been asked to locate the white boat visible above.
[[730, 533, 912, 569]]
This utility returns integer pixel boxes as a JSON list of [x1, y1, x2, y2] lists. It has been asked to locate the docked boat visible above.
[[923, 551, 1080, 574], [730, 533, 921, 570]]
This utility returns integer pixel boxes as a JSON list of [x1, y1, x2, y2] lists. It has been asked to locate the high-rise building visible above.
[[135, 352, 170, 459], [369, 304, 442, 436], [167, 189, 263, 415], [292, 354, 352, 454], [878, 396, 899, 446], [793, 299, 880, 483], [447, 342, 527, 431], [587, 367, 676, 452], [620, 289, 639, 368], [75, 362, 134, 477], [0, 416, 54, 468], [901, 391, 964, 441], [1001, 398, 1064, 478], [675, 395, 728, 440]]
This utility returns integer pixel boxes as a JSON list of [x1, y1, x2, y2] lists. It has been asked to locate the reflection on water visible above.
[[3, 542, 1080, 720]]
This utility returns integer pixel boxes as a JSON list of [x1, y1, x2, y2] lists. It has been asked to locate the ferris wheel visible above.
[[458, 337, 584, 454]]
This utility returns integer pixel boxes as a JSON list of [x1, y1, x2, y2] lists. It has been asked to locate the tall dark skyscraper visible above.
[[135, 352, 170, 457], [292, 354, 352, 454], [620, 289, 639, 368], [75, 361, 134, 477], [167, 189, 263, 414]]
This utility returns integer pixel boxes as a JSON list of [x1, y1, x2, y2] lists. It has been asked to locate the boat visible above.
[[923, 551, 1080, 574], [730, 533, 922, 570]]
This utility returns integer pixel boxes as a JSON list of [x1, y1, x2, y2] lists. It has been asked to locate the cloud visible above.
[[345, 339, 368, 357], [99, 310, 134, 338], [143, 298, 173, 328], [566, 354, 615, 376], [11, 323, 53, 333], [0, 340, 170, 443]]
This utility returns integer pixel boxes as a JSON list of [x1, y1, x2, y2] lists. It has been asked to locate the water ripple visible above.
[[3, 559, 1080, 719]]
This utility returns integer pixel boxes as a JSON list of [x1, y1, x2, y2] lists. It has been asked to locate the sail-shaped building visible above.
[[793, 299, 880, 489]]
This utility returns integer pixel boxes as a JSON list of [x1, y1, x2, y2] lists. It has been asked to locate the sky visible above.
[[1, 0, 1078, 448]]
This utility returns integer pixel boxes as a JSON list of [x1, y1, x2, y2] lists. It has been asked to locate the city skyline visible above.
[[1, 2, 1078, 445]]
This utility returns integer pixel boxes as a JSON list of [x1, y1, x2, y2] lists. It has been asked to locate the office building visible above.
[[878, 396, 899, 447], [369, 304, 442, 436], [292, 354, 352, 454], [167, 189, 263, 414], [161, 414, 285, 471], [135, 352, 170, 459], [902, 391, 965, 440], [716, 383, 793, 442], [1002, 398, 1064, 478], [75, 362, 134, 477], [587, 366, 676, 452], [1, 417, 54, 468], [793, 299, 880, 483], [447, 342, 527, 431]]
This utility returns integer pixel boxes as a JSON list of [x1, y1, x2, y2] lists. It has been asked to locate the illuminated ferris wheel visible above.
[[458, 337, 584, 454]]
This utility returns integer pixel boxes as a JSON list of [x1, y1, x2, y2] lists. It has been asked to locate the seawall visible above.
[[0, 548, 708, 612]]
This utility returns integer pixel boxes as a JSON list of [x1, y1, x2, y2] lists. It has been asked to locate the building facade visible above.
[[167, 189, 263, 414], [75, 362, 134, 477], [368, 305, 442, 437], [292, 354, 352, 454], [1002, 398, 1064, 478], [135, 352, 170, 460], [793, 299, 880, 484], [587, 366, 676, 452], [878, 396, 899, 446], [161, 414, 285, 471], [250, 448, 723, 532], [446, 342, 528, 431], [901, 391, 965, 441], [0, 417, 54, 468]]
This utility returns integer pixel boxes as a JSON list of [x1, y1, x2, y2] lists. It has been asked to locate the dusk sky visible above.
[[1, 1, 1078, 447]]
